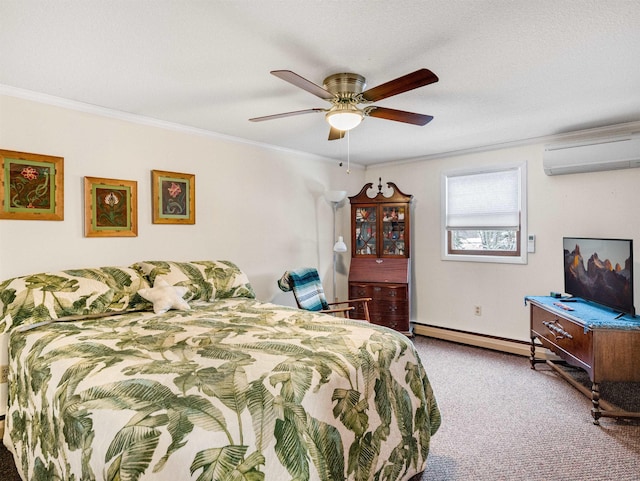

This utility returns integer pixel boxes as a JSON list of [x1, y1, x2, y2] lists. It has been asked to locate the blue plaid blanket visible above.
[[278, 268, 329, 311]]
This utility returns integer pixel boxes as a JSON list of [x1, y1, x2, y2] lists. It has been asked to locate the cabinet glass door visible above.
[[382, 205, 406, 256], [354, 206, 377, 256]]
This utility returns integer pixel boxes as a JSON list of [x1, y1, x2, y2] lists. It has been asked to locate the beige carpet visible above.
[[417, 337, 640, 480], [2, 336, 639, 480]]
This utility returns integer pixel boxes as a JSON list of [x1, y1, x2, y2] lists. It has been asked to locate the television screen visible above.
[[563, 237, 635, 316]]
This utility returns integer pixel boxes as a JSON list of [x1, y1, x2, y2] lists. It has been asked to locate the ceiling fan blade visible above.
[[361, 68, 439, 102], [271, 70, 335, 100], [366, 106, 434, 125], [328, 127, 346, 141], [249, 108, 325, 122]]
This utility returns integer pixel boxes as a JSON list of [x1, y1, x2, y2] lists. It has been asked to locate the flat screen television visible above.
[[563, 237, 635, 316]]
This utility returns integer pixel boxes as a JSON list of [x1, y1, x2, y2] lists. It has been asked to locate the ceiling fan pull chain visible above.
[[347, 130, 351, 174]]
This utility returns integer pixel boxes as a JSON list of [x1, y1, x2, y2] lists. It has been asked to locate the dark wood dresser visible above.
[[349, 258, 410, 334], [528, 296, 640, 424]]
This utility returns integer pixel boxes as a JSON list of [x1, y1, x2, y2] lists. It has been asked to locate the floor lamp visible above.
[[325, 190, 348, 301]]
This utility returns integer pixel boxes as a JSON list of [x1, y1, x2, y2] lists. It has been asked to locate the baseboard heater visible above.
[[413, 324, 557, 359]]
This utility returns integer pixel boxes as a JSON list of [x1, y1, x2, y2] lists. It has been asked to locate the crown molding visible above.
[[371, 120, 640, 169], [0, 84, 365, 170]]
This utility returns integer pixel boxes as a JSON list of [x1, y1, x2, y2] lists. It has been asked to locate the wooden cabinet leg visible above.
[[591, 382, 601, 425], [530, 336, 537, 369]]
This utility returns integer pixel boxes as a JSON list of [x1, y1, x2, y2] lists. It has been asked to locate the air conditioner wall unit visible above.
[[543, 134, 640, 175]]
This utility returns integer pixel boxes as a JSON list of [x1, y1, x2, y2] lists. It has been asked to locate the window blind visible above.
[[446, 168, 520, 229]]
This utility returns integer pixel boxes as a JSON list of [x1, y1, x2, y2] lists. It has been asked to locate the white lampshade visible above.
[[326, 109, 363, 131], [324, 190, 347, 203], [333, 236, 348, 252]]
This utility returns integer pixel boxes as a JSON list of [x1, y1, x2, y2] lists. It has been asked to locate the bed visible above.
[[0, 260, 440, 481]]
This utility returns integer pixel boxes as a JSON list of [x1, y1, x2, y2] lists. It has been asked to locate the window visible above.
[[442, 162, 527, 264]]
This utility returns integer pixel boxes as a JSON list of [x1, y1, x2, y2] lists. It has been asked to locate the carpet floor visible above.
[[417, 337, 640, 481], [1, 336, 639, 480]]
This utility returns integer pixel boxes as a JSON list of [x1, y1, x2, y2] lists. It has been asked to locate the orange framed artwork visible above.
[[0, 149, 64, 220], [84, 176, 137, 237], [151, 170, 195, 224]]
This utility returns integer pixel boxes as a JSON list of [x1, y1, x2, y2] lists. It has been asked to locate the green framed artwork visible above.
[[0, 149, 64, 220], [151, 170, 195, 224], [84, 176, 137, 237]]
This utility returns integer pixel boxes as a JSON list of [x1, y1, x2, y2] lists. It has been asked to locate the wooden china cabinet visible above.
[[348, 179, 413, 336]]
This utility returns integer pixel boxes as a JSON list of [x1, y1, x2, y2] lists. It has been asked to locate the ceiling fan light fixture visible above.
[[252, 69, 438, 138], [326, 107, 363, 131]]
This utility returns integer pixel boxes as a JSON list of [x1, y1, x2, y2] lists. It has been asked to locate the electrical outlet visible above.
[[474, 305, 482, 316]]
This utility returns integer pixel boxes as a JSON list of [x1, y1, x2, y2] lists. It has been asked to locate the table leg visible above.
[[530, 336, 536, 369], [591, 382, 601, 425]]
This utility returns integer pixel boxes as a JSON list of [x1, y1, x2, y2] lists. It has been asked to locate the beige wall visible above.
[[369, 146, 640, 342], [3, 93, 639, 343], [0, 94, 365, 303]]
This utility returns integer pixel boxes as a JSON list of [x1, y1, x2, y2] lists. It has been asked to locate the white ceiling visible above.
[[2, 0, 640, 166]]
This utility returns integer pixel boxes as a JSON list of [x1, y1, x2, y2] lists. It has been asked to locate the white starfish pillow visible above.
[[138, 278, 191, 314]]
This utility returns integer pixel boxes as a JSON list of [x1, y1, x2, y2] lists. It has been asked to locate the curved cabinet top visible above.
[[349, 178, 413, 205]]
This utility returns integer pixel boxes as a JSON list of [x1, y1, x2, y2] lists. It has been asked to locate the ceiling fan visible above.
[[249, 68, 439, 140]]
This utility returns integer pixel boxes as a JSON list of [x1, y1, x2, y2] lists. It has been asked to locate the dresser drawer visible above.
[[370, 314, 410, 332], [370, 300, 409, 331], [351, 283, 408, 301], [372, 284, 409, 302], [350, 297, 408, 320], [531, 304, 593, 373], [350, 284, 373, 298], [350, 301, 369, 319], [370, 284, 407, 301], [370, 300, 408, 317]]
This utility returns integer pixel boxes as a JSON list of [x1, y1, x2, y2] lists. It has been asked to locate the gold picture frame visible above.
[[0, 149, 64, 220], [151, 170, 195, 224], [84, 176, 137, 237]]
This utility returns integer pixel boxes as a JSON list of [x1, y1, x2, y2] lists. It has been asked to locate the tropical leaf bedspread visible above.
[[4, 299, 440, 481]]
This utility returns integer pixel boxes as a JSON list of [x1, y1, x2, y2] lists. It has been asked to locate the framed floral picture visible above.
[[84, 176, 137, 237], [151, 170, 195, 224], [0, 149, 64, 220]]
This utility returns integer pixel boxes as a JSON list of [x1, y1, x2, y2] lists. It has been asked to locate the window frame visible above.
[[441, 162, 528, 264]]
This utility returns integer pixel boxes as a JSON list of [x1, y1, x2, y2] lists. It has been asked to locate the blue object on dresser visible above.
[[525, 296, 640, 331]]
